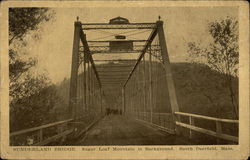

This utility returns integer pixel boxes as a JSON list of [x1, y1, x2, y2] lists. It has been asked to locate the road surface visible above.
[[75, 115, 189, 145]]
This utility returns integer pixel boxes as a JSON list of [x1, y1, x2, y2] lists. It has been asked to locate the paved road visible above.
[[76, 115, 188, 145]]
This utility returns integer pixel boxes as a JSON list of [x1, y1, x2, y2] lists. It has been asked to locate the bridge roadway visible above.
[[74, 115, 189, 145]]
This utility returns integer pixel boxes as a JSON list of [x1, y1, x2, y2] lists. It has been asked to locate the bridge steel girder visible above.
[[93, 59, 137, 62], [156, 20, 180, 133], [87, 61, 90, 112], [83, 53, 87, 112], [81, 23, 156, 30], [79, 28, 102, 88], [149, 46, 153, 123], [123, 27, 158, 87], [84, 45, 161, 54], [86, 40, 148, 43], [143, 56, 146, 120], [69, 20, 180, 136], [69, 22, 81, 119]]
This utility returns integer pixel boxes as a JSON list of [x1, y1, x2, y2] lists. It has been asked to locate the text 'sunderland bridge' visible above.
[[10, 17, 239, 146]]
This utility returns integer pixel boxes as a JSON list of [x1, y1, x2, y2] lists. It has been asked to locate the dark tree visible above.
[[9, 8, 58, 131], [9, 8, 52, 43]]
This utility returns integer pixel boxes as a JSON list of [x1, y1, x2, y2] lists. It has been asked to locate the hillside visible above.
[[54, 62, 238, 120]]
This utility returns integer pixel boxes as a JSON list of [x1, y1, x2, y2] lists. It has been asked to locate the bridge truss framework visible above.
[[69, 19, 180, 134]]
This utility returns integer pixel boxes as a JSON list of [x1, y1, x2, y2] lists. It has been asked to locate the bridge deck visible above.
[[75, 115, 189, 145]]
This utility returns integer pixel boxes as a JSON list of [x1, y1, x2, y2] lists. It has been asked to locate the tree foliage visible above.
[[9, 8, 54, 84], [187, 17, 238, 76], [10, 82, 60, 132], [9, 8, 52, 43], [9, 8, 58, 131], [187, 17, 239, 119]]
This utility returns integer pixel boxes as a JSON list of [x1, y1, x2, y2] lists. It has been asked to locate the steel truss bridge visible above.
[[10, 18, 239, 146]]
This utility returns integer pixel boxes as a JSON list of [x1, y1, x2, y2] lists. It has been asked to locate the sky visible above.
[[23, 6, 238, 83]]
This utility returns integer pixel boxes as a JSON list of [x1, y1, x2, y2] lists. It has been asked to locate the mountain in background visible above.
[[54, 62, 238, 120]]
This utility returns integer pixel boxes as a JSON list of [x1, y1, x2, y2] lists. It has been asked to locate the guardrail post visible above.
[[59, 123, 66, 144], [216, 120, 222, 144], [174, 113, 180, 133], [189, 116, 194, 139], [39, 129, 43, 142]]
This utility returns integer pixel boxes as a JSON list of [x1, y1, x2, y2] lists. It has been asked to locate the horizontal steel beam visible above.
[[99, 77, 128, 79], [100, 81, 127, 83], [99, 76, 129, 79], [93, 59, 137, 62], [98, 72, 131, 75], [82, 23, 156, 30], [92, 50, 140, 54], [99, 76, 128, 78], [99, 73, 129, 75], [87, 45, 161, 54], [96, 65, 135, 68], [86, 40, 147, 43], [100, 74, 128, 78], [101, 83, 123, 84], [100, 79, 127, 81], [97, 83, 122, 85], [89, 45, 159, 49], [97, 70, 132, 73], [97, 68, 133, 71]]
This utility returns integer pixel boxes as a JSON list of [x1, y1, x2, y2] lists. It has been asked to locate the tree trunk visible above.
[[227, 77, 238, 119], [202, 93, 220, 117]]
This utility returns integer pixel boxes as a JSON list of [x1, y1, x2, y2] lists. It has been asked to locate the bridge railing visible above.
[[10, 119, 73, 146], [175, 112, 239, 143], [134, 111, 175, 134]]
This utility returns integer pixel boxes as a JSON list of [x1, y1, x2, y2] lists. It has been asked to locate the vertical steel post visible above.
[[100, 87, 103, 115], [83, 50, 87, 113], [89, 63, 91, 112], [78, 65, 81, 119], [138, 63, 141, 119], [76, 75, 79, 119], [69, 21, 81, 120], [152, 56, 157, 125], [87, 61, 90, 112], [157, 20, 180, 133], [143, 56, 146, 120], [149, 48, 153, 123], [90, 65, 93, 112], [80, 64, 84, 119], [122, 87, 125, 115], [131, 79, 135, 117], [135, 70, 138, 118], [127, 86, 130, 116]]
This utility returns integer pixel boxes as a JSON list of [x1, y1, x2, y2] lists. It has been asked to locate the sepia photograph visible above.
[[0, 1, 249, 159]]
